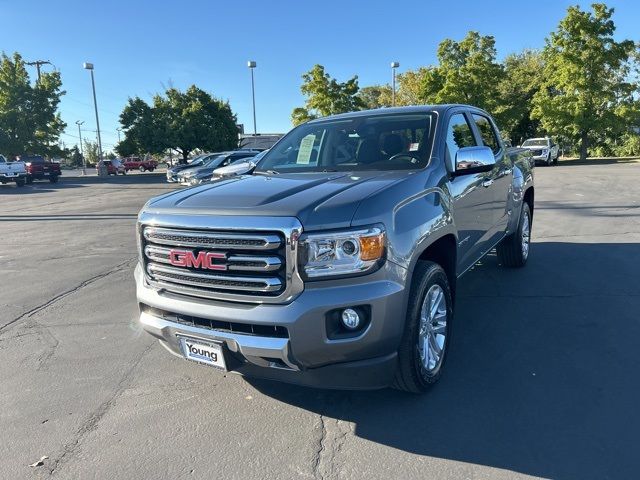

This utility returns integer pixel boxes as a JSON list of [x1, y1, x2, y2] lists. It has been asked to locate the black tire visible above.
[[49, 175, 59, 183], [393, 261, 453, 394], [497, 202, 531, 268], [121, 170, 127, 175], [16, 178, 25, 187], [26, 176, 33, 184], [139, 166, 146, 172], [553, 153, 559, 165], [546, 153, 552, 166]]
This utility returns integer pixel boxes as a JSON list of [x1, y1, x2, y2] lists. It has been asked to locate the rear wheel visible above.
[[139, 165, 146, 172], [26, 176, 33, 184], [49, 174, 59, 183], [393, 261, 453, 393], [16, 177, 25, 187], [497, 202, 531, 268]]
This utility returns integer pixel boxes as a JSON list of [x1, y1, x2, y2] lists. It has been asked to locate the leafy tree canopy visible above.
[[119, 85, 238, 160], [532, 3, 638, 159], [0, 52, 66, 158], [420, 31, 504, 113], [292, 65, 366, 125]]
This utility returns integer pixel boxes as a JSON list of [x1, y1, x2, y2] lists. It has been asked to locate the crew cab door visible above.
[[445, 112, 496, 274], [470, 113, 512, 238]]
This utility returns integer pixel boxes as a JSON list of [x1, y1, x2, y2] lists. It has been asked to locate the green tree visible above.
[[292, 65, 366, 125], [83, 139, 99, 165], [358, 85, 390, 109], [68, 145, 83, 167], [0, 52, 66, 157], [495, 50, 546, 145], [359, 69, 429, 109], [532, 3, 638, 160], [119, 85, 238, 161], [419, 32, 504, 113]]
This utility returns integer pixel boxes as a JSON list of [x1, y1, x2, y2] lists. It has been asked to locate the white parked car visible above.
[[0, 154, 27, 187], [520, 137, 559, 166]]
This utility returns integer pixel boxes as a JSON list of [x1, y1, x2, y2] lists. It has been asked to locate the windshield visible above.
[[256, 113, 436, 173], [203, 154, 226, 168], [522, 139, 549, 147]]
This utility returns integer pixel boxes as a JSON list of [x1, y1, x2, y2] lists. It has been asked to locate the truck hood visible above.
[[144, 171, 409, 230]]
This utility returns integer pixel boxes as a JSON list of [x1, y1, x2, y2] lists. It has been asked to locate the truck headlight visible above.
[[299, 226, 386, 279]]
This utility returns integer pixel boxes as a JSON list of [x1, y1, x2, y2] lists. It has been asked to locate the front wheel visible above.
[[393, 261, 453, 393], [16, 178, 25, 187], [139, 166, 146, 172], [49, 175, 59, 183], [497, 202, 531, 268], [26, 176, 33, 184]]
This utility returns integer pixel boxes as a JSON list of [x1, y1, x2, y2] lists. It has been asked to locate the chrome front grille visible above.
[[142, 225, 290, 301]]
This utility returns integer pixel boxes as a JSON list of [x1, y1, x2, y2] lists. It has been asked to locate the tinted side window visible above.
[[472, 114, 500, 154], [445, 114, 476, 165]]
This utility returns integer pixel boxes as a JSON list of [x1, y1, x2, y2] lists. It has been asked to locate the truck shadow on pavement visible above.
[[248, 242, 640, 480]]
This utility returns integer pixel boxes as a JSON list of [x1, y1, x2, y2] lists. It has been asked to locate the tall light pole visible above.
[[391, 61, 400, 107], [247, 60, 257, 136], [83, 62, 105, 176], [76, 120, 86, 175]]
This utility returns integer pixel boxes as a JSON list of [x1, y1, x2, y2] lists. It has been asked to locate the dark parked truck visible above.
[[18, 155, 61, 183], [135, 105, 534, 393]]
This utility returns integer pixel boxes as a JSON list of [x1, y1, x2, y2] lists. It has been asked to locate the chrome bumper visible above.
[[139, 311, 299, 370]]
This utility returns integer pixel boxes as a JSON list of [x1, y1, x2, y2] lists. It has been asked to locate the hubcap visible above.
[[418, 284, 447, 374], [521, 210, 530, 259]]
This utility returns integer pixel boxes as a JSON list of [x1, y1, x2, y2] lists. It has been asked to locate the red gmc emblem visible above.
[[168, 249, 227, 271]]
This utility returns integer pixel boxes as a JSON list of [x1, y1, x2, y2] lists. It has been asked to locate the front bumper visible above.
[[1, 172, 26, 179], [135, 261, 407, 389]]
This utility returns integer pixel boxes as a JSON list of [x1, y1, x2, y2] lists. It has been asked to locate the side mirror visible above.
[[454, 146, 496, 176]]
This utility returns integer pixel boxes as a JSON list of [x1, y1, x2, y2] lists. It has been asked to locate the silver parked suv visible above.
[[135, 105, 534, 392]]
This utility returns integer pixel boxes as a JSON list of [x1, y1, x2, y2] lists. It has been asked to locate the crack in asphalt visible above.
[[47, 340, 155, 477], [311, 395, 352, 480], [0, 258, 136, 333]]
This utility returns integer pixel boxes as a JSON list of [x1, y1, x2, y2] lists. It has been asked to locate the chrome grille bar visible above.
[[147, 264, 282, 292], [143, 227, 281, 250], [144, 245, 282, 272]]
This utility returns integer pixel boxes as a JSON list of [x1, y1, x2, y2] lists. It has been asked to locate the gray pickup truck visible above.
[[136, 105, 534, 393]]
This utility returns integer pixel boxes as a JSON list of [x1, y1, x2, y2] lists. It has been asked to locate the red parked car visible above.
[[97, 159, 126, 175], [122, 157, 158, 172], [17, 155, 61, 183]]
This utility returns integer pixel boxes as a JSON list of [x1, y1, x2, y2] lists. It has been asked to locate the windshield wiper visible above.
[[255, 170, 280, 175]]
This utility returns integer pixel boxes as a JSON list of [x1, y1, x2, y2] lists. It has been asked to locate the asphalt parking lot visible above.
[[1, 164, 639, 480]]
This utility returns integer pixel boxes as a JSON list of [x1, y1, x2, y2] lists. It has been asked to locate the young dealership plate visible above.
[[179, 336, 227, 370]]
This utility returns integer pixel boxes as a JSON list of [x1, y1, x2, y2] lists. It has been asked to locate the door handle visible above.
[[482, 179, 494, 188]]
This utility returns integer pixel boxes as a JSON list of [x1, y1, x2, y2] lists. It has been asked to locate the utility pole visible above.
[[26, 60, 52, 82], [76, 121, 86, 175], [116, 127, 122, 143]]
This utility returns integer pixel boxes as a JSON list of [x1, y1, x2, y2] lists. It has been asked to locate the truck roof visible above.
[[306, 104, 489, 124]]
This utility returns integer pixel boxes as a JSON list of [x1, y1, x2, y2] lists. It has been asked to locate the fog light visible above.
[[341, 308, 361, 330]]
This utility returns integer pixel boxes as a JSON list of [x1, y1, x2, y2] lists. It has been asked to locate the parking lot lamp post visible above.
[[391, 61, 400, 107], [76, 120, 86, 175], [83, 62, 106, 177], [248, 61, 257, 136]]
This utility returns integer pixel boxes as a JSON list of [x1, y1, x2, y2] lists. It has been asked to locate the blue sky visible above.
[[2, 0, 639, 152]]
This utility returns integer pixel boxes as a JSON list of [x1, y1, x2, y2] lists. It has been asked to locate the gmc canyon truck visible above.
[[135, 105, 534, 393]]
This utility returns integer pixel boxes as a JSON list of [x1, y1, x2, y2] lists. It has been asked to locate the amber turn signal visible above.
[[359, 232, 385, 261]]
